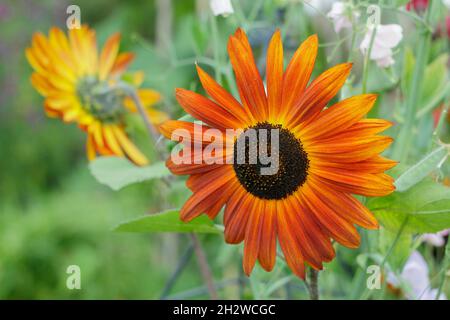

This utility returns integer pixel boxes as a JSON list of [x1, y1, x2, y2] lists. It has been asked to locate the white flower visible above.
[[327, 1, 359, 33], [360, 24, 403, 68], [443, 0, 450, 9], [387, 251, 447, 300], [421, 229, 449, 247], [210, 0, 234, 17]]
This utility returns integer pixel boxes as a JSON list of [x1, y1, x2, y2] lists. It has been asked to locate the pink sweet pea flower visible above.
[[360, 24, 403, 68]]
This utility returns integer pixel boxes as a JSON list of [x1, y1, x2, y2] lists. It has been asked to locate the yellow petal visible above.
[[112, 126, 149, 166], [146, 109, 169, 124], [30, 73, 53, 96], [86, 134, 97, 161], [98, 33, 121, 80], [137, 89, 161, 107], [103, 125, 124, 156]]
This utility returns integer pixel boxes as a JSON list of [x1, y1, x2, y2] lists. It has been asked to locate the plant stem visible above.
[[392, 2, 436, 162], [436, 238, 450, 299], [380, 217, 409, 269], [190, 234, 219, 299], [361, 24, 378, 94], [155, 0, 173, 52], [126, 86, 162, 147], [160, 244, 194, 299], [360, 216, 409, 300], [308, 268, 319, 300]]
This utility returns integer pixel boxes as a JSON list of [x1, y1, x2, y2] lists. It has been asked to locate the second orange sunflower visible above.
[[26, 25, 167, 165]]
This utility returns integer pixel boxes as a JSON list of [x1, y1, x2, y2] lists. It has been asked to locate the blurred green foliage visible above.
[[0, 0, 449, 299], [0, 0, 203, 299]]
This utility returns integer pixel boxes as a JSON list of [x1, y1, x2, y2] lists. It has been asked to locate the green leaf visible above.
[[394, 146, 448, 192], [366, 66, 398, 93], [369, 178, 450, 234], [114, 209, 222, 234], [417, 83, 450, 119], [418, 54, 449, 116], [89, 156, 171, 191], [378, 228, 413, 272]]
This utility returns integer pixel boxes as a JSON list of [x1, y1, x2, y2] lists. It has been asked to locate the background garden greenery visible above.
[[1, 0, 449, 299]]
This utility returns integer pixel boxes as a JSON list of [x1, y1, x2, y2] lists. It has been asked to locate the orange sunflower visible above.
[[26, 25, 167, 165], [160, 29, 396, 278]]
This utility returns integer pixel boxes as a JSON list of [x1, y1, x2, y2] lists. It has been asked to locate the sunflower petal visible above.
[[180, 168, 235, 221], [205, 179, 239, 219], [282, 196, 324, 269], [86, 133, 96, 161], [103, 125, 124, 156], [300, 184, 361, 248], [308, 178, 378, 229], [277, 201, 305, 278], [308, 136, 393, 163], [111, 52, 135, 76], [196, 64, 252, 123], [98, 33, 121, 80], [337, 119, 394, 138], [281, 34, 318, 114], [298, 94, 378, 140], [175, 88, 244, 129], [30, 73, 53, 96], [167, 160, 221, 176], [287, 63, 352, 127], [228, 29, 268, 121], [308, 135, 393, 154], [243, 199, 264, 276], [258, 201, 277, 272], [224, 189, 251, 244], [311, 169, 395, 197], [313, 155, 398, 174], [112, 126, 149, 166], [266, 29, 284, 121]]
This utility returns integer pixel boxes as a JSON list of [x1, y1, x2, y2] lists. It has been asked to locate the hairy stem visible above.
[[160, 244, 194, 299], [190, 234, 218, 299], [126, 87, 162, 147], [308, 268, 319, 300]]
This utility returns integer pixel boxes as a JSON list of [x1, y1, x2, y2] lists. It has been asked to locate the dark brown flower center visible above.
[[233, 122, 309, 200]]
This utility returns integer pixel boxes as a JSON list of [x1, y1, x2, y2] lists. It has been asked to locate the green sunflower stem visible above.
[[124, 85, 162, 154], [307, 268, 319, 300]]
